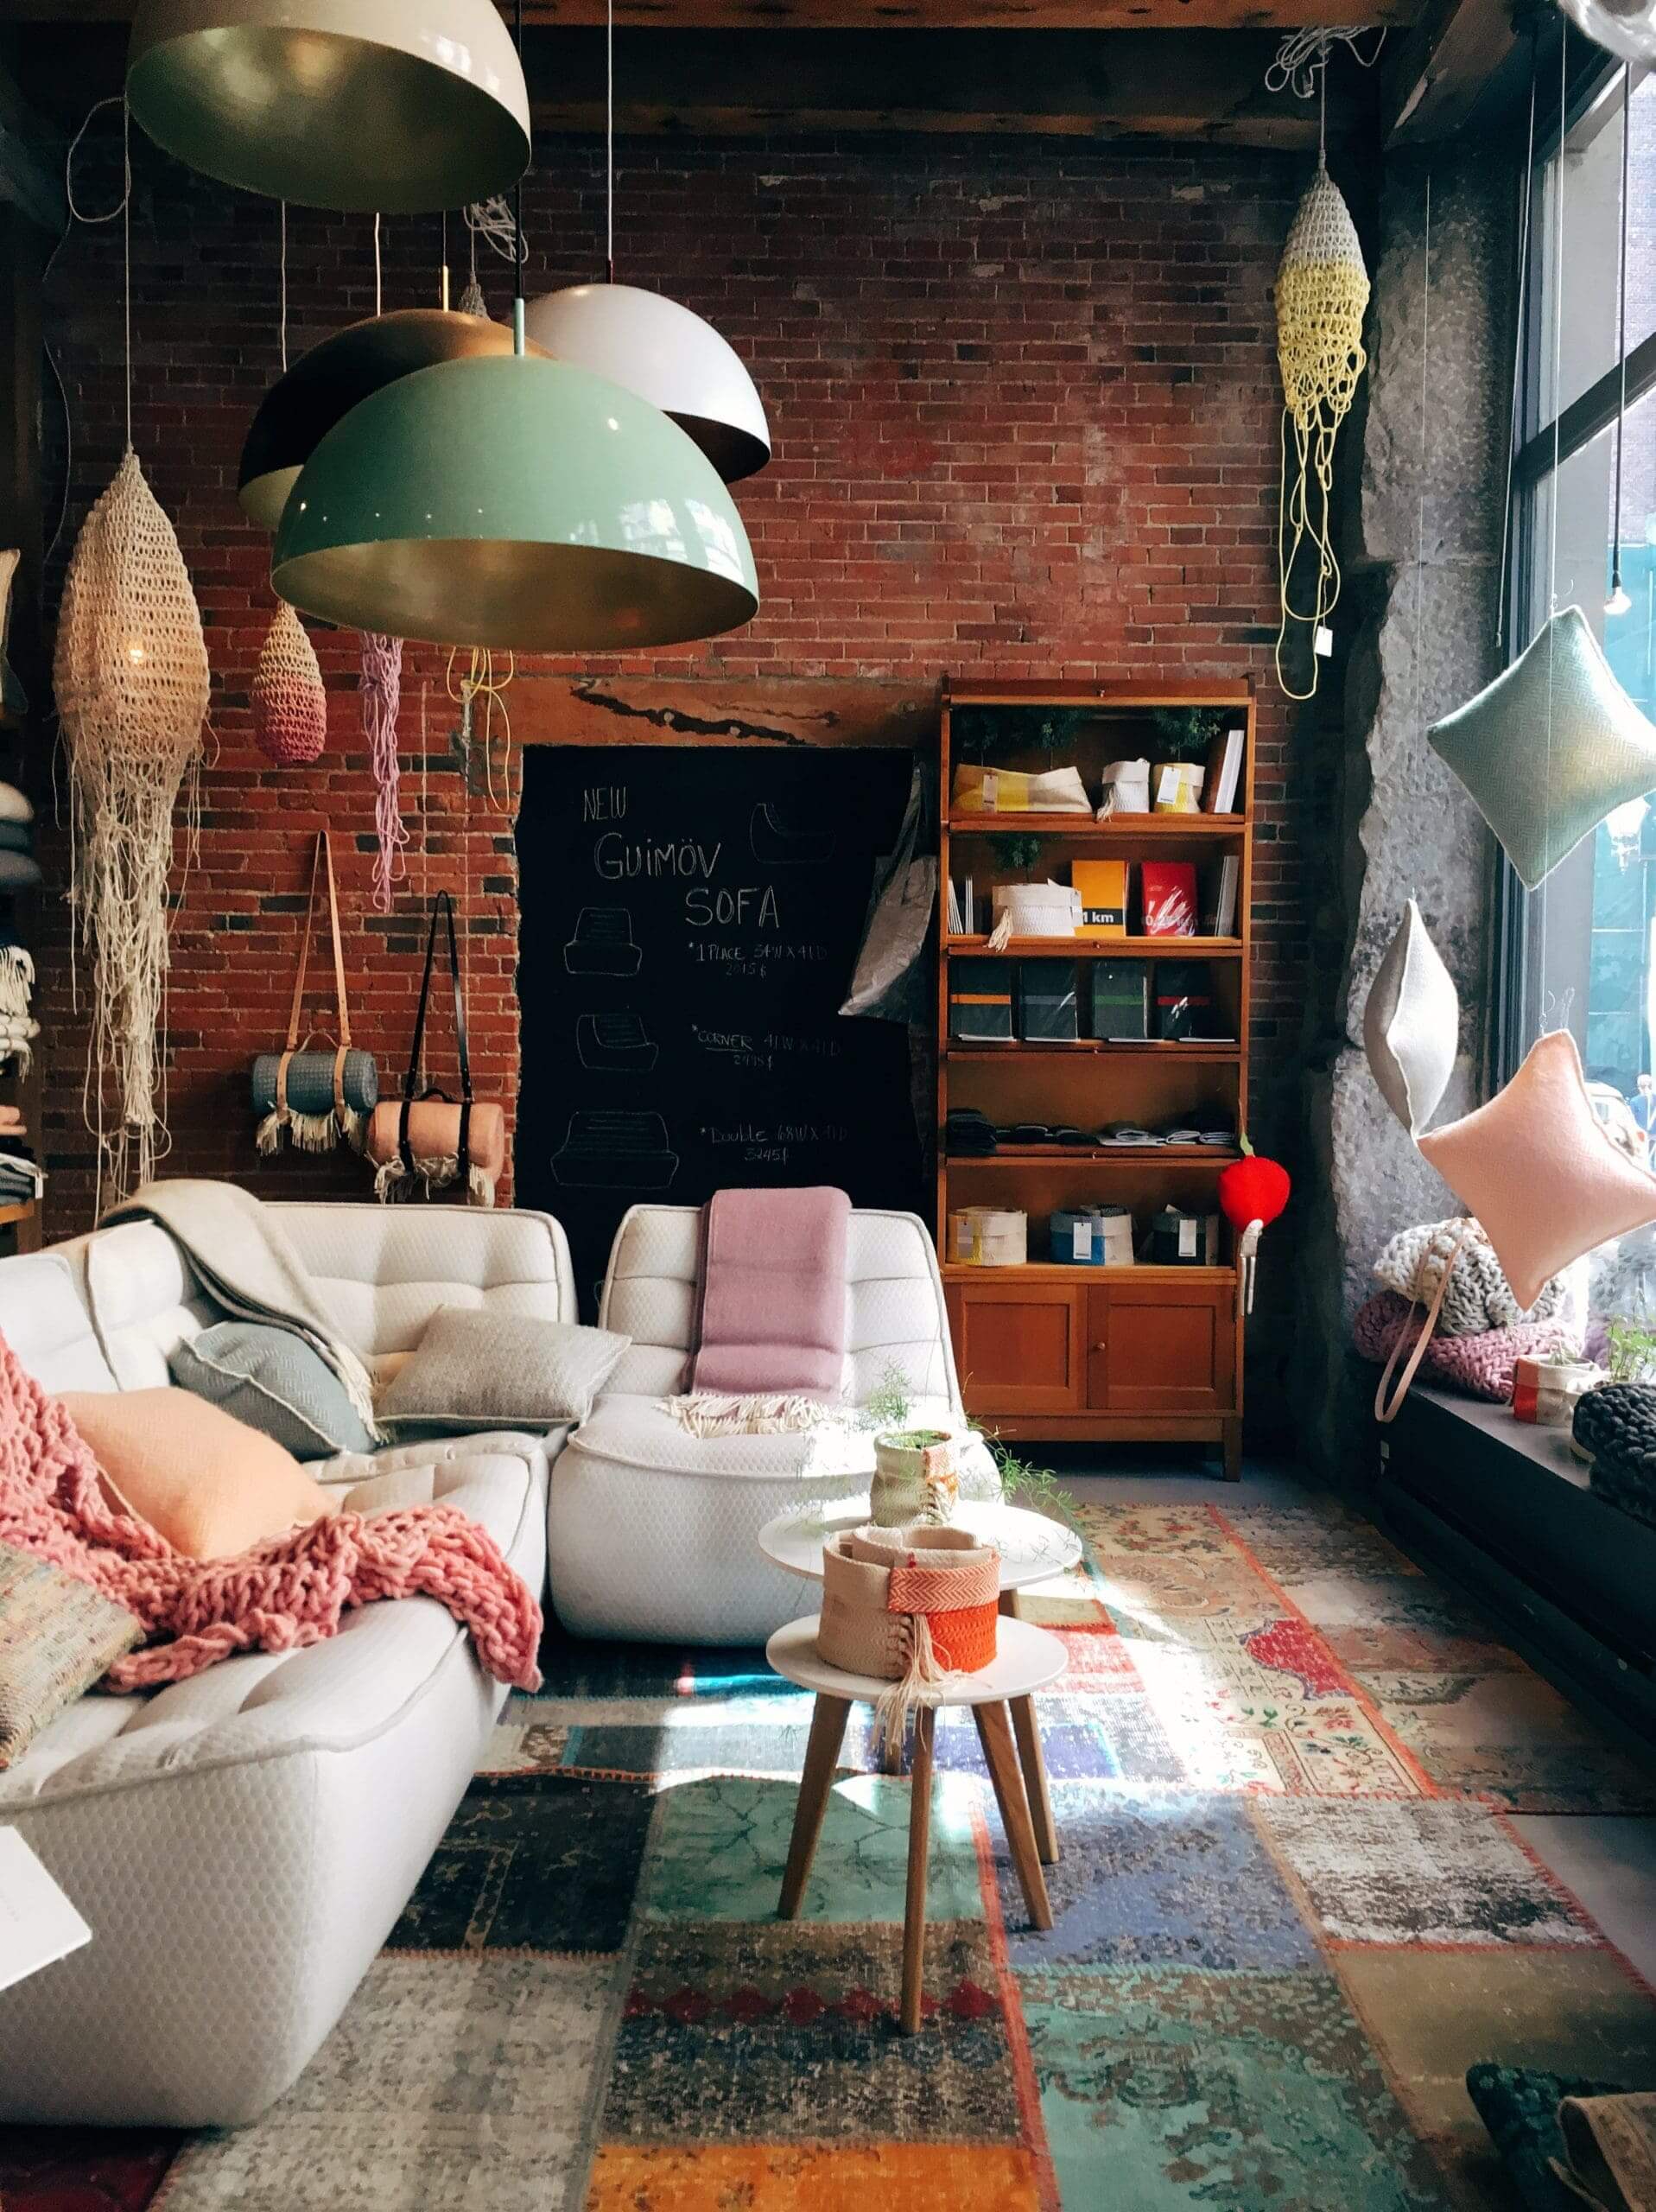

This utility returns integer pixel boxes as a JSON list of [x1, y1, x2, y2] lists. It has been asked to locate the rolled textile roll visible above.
[[365, 1096, 506, 1208], [0, 822, 32, 854], [819, 1522, 999, 1752], [251, 1048, 379, 1123], [0, 851, 41, 889], [0, 781, 32, 826]]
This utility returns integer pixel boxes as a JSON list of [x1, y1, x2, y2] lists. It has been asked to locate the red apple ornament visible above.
[[1218, 1147, 1291, 1313]]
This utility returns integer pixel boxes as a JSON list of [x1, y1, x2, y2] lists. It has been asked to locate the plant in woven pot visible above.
[[871, 1429, 960, 1528]]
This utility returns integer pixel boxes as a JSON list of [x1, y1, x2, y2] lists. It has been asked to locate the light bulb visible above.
[[124, 639, 148, 666], [1608, 581, 1634, 618]]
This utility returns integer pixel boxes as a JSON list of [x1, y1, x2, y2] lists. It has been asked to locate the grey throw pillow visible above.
[[169, 1321, 376, 1460], [376, 1308, 631, 1432]]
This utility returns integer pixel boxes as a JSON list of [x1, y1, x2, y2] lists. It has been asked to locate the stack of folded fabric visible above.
[[0, 1099, 42, 1207], [944, 1108, 999, 1157], [0, 932, 37, 1075], [0, 779, 40, 890]]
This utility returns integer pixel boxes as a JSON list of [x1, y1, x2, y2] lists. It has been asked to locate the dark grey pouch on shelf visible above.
[[1018, 961, 1079, 1042], [1091, 959, 1149, 1040]]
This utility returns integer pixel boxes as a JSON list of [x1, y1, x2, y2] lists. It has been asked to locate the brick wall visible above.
[[39, 127, 1311, 1396]]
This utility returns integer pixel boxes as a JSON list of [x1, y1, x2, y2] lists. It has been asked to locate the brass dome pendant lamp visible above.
[[271, 6, 760, 652], [524, 0, 770, 483], [126, 0, 531, 213]]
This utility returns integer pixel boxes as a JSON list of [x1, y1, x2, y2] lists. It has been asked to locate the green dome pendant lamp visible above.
[[127, 0, 530, 213], [271, 7, 759, 652]]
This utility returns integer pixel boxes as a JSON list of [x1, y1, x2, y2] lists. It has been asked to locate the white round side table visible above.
[[758, 1499, 1083, 1863], [765, 1611, 1068, 2035]]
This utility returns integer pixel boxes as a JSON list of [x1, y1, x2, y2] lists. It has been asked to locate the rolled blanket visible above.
[[251, 1047, 380, 1154], [1353, 1290, 1577, 1403], [365, 1097, 507, 1208], [820, 1522, 999, 1753]]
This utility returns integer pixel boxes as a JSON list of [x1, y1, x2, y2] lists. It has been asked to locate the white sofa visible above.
[[0, 1202, 574, 2129], [548, 1203, 998, 1643]]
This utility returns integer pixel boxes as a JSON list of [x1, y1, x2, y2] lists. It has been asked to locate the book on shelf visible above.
[[1203, 728, 1245, 814], [1073, 859, 1129, 939], [946, 877, 963, 936], [1139, 860, 1198, 937], [1206, 855, 1240, 937]]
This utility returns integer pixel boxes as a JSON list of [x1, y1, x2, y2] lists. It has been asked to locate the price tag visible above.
[[1178, 1217, 1197, 1259], [981, 772, 999, 810], [1072, 1218, 1091, 1262], [1314, 624, 1335, 658]]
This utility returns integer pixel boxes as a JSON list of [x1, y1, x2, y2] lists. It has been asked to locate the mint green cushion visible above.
[[1430, 606, 1656, 890], [169, 1321, 375, 1460]]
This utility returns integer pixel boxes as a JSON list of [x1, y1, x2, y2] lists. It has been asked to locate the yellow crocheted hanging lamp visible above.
[[1275, 157, 1370, 700]]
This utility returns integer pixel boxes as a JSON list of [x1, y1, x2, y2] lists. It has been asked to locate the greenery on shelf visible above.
[[952, 705, 1097, 762], [987, 833, 1046, 870], [1151, 707, 1230, 751]]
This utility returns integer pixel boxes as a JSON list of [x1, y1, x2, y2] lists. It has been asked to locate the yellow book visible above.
[[1074, 860, 1129, 939]]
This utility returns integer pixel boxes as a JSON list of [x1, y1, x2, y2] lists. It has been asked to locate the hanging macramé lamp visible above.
[[1274, 157, 1369, 700], [126, 0, 530, 213], [271, 342, 759, 652], [54, 449, 209, 1204], [239, 309, 546, 531], [251, 600, 327, 766]]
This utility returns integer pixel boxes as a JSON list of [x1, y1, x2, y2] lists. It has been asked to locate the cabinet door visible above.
[[947, 1281, 1083, 1415], [1087, 1279, 1235, 1415]]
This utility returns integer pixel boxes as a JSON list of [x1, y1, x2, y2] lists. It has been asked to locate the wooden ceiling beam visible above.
[[1382, 0, 1519, 141], [9, 0, 1419, 25], [10, 26, 1360, 148]]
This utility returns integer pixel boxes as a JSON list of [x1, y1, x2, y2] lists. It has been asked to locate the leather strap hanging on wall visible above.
[[400, 891, 473, 1187], [251, 830, 379, 1154], [364, 891, 506, 1206]]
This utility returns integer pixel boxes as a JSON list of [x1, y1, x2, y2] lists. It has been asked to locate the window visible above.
[[1513, 64, 1656, 1187]]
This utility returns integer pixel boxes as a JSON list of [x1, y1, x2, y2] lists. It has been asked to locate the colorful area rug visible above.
[[4, 1492, 1654, 2211]]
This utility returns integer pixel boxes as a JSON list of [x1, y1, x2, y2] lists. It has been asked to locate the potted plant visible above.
[[870, 1427, 960, 1527]]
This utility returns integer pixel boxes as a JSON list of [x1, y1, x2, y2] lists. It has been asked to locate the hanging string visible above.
[[607, 0, 616, 281], [1497, 42, 1539, 652], [1265, 27, 1386, 106], [1542, 23, 1570, 1037], [122, 99, 132, 451], [447, 648, 517, 813], [1415, 175, 1431, 770], [1608, 67, 1632, 611], [373, 211, 382, 317], [279, 200, 289, 372]]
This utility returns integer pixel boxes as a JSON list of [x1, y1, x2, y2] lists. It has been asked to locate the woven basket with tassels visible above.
[[818, 1523, 999, 1753]]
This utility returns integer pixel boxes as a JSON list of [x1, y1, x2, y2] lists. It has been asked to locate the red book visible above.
[[1139, 861, 1197, 937]]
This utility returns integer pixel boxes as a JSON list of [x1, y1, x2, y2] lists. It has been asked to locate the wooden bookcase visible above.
[[936, 679, 1255, 1481]]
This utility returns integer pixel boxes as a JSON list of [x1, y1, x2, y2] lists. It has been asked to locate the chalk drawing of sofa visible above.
[[564, 907, 644, 976]]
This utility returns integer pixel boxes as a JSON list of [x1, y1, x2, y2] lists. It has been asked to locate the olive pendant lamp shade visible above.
[[524, 283, 771, 484], [239, 308, 545, 531], [270, 354, 760, 651], [127, 0, 530, 213]]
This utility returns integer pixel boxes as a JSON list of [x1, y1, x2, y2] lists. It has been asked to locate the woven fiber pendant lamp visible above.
[[127, 0, 530, 213], [523, 0, 769, 482], [240, 308, 547, 531]]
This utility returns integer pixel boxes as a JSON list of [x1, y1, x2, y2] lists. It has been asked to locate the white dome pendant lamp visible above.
[[271, 90, 759, 652], [523, 0, 770, 483], [127, 0, 530, 213]]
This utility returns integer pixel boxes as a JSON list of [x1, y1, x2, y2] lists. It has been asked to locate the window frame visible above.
[[1497, 48, 1651, 1084]]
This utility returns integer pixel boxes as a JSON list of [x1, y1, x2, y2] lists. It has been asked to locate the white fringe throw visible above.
[[257, 1103, 366, 1158], [665, 1393, 828, 1438], [372, 1153, 496, 1209]]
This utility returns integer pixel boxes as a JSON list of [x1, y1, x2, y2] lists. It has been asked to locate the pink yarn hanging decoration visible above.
[[359, 630, 409, 912], [251, 601, 327, 766]]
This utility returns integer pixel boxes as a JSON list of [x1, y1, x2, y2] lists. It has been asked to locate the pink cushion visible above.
[[1352, 1291, 1576, 1402], [1418, 1028, 1656, 1310], [689, 1186, 851, 1398]]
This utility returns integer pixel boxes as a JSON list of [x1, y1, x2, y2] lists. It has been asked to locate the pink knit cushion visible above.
[[1353, 1291, 1576, 1402], [1418, 1028, 1656, 1310]]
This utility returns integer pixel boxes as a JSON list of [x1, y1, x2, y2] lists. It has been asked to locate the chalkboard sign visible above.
[[517, 745, 924, 1313]]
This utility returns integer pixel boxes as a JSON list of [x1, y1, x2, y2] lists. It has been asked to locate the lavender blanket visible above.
[[689, 1186, 851, 1399]]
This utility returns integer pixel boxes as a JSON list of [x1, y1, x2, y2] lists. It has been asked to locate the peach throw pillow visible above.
[[60, 1388, 339, 1562], [1417, 1027, 1656, 1311]]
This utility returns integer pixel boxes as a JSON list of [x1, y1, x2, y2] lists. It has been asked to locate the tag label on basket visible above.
[[1072, 1218, 1090, 1262], [981, 771, 999, 810], [1178, 1217, 1197, 1258]]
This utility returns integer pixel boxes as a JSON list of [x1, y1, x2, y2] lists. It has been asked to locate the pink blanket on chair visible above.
[[0, 1333, 542, 1693], [689, 1186, 852, 1398]]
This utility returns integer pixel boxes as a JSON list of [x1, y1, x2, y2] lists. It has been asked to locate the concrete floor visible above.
[[1062, 1451, 1656, 1986]]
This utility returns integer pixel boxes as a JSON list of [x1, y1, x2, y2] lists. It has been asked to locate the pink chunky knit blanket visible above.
[[0, 1334, 542, 1693]]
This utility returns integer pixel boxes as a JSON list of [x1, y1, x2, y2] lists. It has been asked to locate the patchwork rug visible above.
[[5, 1492, 1655, 2212]]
